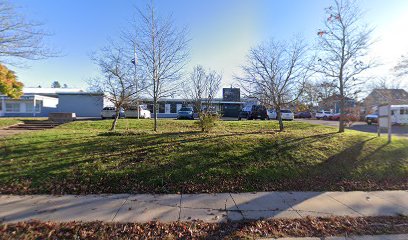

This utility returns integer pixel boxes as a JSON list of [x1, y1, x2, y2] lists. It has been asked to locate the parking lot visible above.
[[296, 119, 408, 138]]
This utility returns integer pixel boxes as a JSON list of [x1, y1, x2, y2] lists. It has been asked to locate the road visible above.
[[296, 119, 408, 137]]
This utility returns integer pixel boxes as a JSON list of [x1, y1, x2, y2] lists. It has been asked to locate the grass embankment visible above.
[[0, 119, 407, 194], [0, 118, 22, 128]]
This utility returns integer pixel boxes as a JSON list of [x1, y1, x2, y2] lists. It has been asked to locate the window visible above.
[[26, 103, 33, 112], [159, 103, 165, 113], [170, 103, 177, 113], [5, 102, 20, 112]]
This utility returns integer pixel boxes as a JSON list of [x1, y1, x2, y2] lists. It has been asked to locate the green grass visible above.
[[0, 119, 407, 194], [0, 118, 23, 128]]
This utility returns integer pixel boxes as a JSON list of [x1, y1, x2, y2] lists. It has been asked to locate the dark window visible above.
[[170, 103, 177, 113], [147, 104, 154, 112], [159, 103, 165, 113]]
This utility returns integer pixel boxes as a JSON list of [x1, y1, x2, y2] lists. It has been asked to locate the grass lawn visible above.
[[0, 119, 407, 194], [0, 118, 23, 128]]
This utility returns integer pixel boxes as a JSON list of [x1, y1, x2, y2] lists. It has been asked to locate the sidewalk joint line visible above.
[[326, 193, 364, 217], [177, 192, 182, 221], [111, 195, 130, 222], [277, 192, 302, 218], [229, 193, 245, 219]]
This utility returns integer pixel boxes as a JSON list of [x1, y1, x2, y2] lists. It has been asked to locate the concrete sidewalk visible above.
[[270, 234, 408, 239], [0, 191, 407, 223]]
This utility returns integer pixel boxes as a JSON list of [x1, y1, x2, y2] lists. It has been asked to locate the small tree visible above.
[[90, 45, 142, 131], [316, 0, 375, 132], [0, 64, 23, 98], [184, 65, 222, 132], [51, 81, 61, 88], [126, 2, 189, 131], [237, 38, 311, 131]]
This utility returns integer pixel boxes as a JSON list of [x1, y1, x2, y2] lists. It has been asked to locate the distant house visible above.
[[364, 89, 408, 113], [318, 94, 356, 113]]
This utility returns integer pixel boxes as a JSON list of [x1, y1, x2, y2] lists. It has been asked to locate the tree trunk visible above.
[[276, 107, 284, 131], [153, 97, 158, 131], [110, 110, 120, 131], [338, 96, 345, 133], [137, 100, 140, 119]]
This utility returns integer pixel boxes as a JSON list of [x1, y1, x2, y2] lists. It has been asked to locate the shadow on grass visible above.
[[1, 127, 407, 194]]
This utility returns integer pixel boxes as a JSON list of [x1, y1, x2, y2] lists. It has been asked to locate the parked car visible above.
[[315, 110, 332, 120], [329, 113, 341, 121], [238, 105, 267, 120], [125, 105, 151, 119], [365, 113, 378, 125], [267, 109, 294, 120], [294, 111, 312, 119], [177, 106, 194, 120], [101, 107, 125, 119]]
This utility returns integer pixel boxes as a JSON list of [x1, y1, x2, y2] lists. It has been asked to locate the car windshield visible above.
[[179, 107, 192, 111], [281, 110, 292, 113]]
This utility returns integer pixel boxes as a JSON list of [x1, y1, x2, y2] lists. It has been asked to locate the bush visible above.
[[196, 112, 220, 132]]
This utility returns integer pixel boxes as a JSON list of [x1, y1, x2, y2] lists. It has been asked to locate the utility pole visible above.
[[132, 45, 140, 119]]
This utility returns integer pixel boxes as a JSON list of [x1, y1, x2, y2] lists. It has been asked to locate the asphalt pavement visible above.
[[295, 119, 408, 138]]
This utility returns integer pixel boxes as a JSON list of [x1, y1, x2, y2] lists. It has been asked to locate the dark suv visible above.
[[238, 105, 268, 120]]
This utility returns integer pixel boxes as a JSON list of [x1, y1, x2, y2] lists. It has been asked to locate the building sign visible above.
[[378, 104, 392, 143], [223, 88, 240, 102]]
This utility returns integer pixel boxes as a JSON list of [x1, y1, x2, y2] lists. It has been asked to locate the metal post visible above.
[[387, 104, 392, 143], [132, 46, 140, 119]]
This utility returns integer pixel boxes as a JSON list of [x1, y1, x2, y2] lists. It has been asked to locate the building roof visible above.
[[365, 89, 408, 106], [23, 87, 85, 95]]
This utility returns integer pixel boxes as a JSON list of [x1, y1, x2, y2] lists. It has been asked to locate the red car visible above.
[[329, 113, 359, 122], [329, 113, 341, 121]]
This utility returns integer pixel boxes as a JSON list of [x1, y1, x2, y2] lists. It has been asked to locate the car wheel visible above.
[[238, 117, 241, 121], [323, 116, 328, 120], [101, 116, 105, 119]]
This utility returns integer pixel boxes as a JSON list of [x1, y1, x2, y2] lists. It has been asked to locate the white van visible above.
[[390, 105, 408, 124], [101, 107, 125, 119], [125, 105, 151, 119]]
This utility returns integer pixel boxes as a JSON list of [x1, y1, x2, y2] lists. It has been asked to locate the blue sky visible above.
[[10, 0, 408, 90]]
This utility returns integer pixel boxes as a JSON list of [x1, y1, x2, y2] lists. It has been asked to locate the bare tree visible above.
[[236, 38, 311, 131], [394, 54, 408, 77], [184, 65, 221, 112], [126, 3, 189, 131], [315, 0, 375, 132], [0, 0, 55, 63], [90, 45, 142, 131], [301, 80, 338, 108], [183, 65, 221, 131]]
